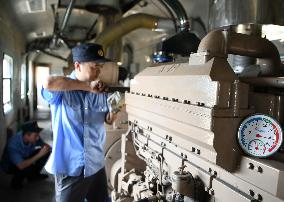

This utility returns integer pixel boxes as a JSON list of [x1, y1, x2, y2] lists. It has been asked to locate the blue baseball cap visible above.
[[21, 121, 43, 134], [72, 43, 109, 63]]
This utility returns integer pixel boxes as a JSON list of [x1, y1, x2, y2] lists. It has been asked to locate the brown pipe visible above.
[[197, 30, 228, 57], [95, 13, 159, 49], [198, 29, 282, 76]]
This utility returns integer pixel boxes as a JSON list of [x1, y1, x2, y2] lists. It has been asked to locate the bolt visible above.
[[249, 189, 254, 197], [257, 194, 263, 201], [257, 166, 263, 173], [248, 163, 254, 170]]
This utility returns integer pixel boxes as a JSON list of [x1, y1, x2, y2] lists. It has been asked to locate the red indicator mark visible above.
[[256, 134, 262, 138]]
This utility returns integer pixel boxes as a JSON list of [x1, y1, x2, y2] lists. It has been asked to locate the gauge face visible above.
[[238, 114, 283, 158]]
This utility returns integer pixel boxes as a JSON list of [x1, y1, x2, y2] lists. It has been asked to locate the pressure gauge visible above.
[[238, 114, 283, 158]]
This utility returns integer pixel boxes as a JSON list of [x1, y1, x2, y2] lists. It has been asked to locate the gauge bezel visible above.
[[238, 114, 283, 158]]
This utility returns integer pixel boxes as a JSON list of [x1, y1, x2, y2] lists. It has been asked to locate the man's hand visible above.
[[37, 145, 50, 158], [89, 80, 108, 93], [107, 91, 122, 113], [44, 143, 51, 150], [17, 145, 50, 170], [105, 112, 118, 125]]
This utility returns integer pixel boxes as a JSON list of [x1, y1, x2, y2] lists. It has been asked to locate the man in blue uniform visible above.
[[41, 43, 117, 202], [1, 121, 51, 189]]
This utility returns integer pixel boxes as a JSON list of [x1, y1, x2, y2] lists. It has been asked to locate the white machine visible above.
[[108, 29, 284, 202]]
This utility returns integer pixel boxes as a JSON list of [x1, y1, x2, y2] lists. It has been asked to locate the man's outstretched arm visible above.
[[43, 76, 106, 92]]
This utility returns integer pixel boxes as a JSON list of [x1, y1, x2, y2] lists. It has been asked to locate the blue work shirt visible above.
[[1, 132, 44, 172], [41, 71, 109, 177]]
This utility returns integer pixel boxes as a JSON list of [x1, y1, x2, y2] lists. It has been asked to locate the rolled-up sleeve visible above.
[[41, 86, 63, 105]]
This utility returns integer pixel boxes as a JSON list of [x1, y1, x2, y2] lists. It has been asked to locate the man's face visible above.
[[76, 61, 104, 81], [27, 132, 40, 144]]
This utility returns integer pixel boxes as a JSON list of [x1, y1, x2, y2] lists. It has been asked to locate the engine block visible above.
[[110, 33, 284, 202]]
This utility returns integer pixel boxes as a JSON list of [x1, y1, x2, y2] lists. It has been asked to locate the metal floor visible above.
[[0, 111, 55, 202]]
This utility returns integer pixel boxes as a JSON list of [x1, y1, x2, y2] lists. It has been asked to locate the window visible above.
[[3, 54, 13, 113], [21, 64, 26, 99]]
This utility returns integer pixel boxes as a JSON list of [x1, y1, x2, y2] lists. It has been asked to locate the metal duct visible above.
[[85, 0, 120, 14], [156, 0, 200, 56], [209, 0, 284, 30], [162, 0, 190, 31], [158, 0, 178, 32], [229, 55, 256, 74], [95, 0, 192, 51], [95, 13, 159, 49], [198, 29, 282, 76], [228, 24, 261, 75]]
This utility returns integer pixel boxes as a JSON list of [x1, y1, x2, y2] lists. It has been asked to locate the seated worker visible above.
[[0, 121, 51, 189]]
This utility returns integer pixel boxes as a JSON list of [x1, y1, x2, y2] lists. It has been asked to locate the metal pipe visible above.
[[162, 0, 189, 31], [240, 77, 284, 88], [158, 0, 178, 32], [60, 0, 76, 33], [229, 24, 260, 75], [95, 13, 159, 49], [208, 0, 284, 30], [229, 32, 281, 75], [198, 29, 282, 76]]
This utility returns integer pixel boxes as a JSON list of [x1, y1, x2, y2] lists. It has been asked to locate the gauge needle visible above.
[[256, 134, 263, 138]]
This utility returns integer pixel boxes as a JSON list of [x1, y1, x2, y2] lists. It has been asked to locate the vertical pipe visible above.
[[229, 24, 261, 75], [162, 0, 189, 31], [60, 0, 76, 33]]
